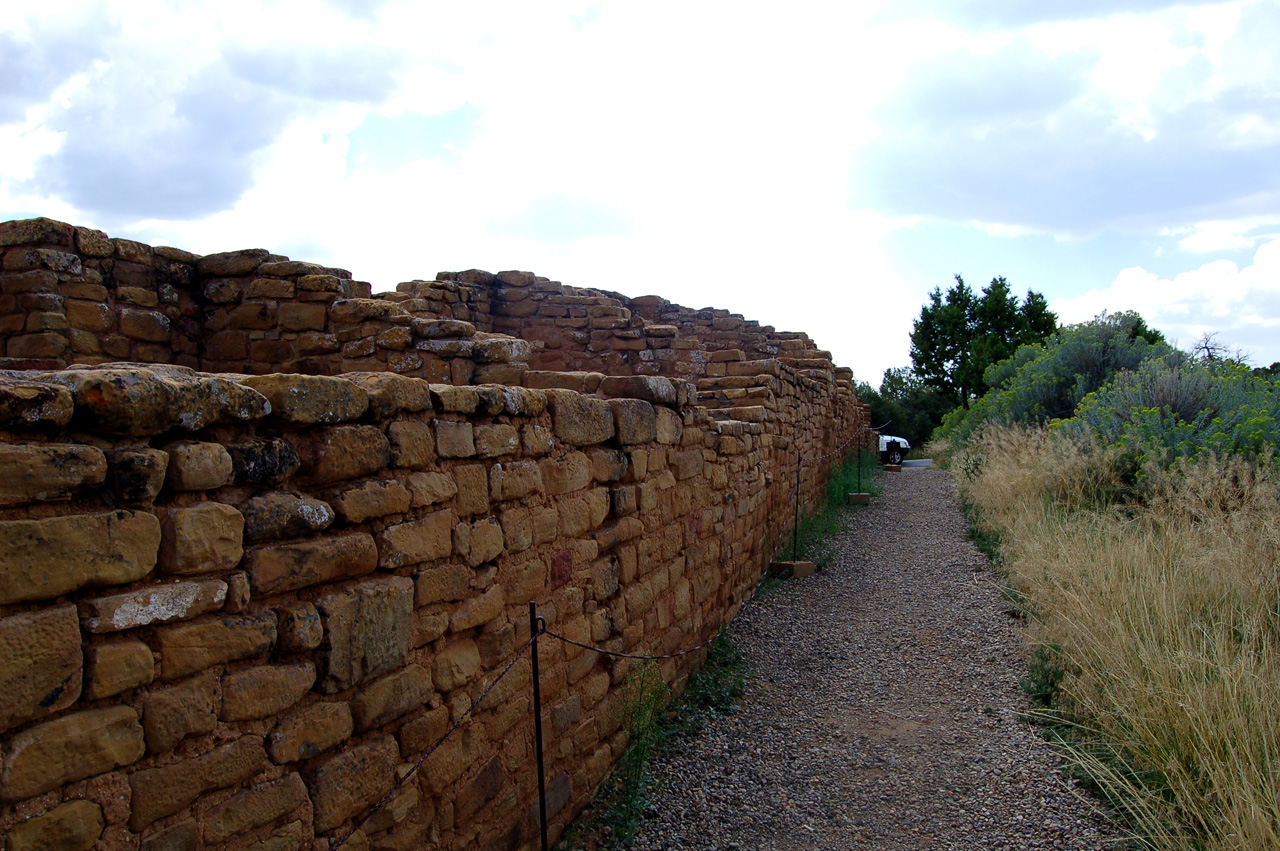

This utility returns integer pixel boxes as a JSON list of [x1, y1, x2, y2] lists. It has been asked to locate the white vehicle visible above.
[[878, 434, 910, 465]]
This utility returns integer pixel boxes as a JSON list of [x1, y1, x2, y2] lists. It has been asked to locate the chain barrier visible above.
[[795, 424, 867, 465], [329, 636, 536, 851]]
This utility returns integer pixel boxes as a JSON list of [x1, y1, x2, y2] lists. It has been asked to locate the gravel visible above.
[[628, 467, 1125, 850]]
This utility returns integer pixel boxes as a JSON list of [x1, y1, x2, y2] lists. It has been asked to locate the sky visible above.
[[2, 0, 1278, 384]]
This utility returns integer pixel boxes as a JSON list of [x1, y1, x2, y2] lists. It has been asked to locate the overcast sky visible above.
[[3, 0, 1278, 383]]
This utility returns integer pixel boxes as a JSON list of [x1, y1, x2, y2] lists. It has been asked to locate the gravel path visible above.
[[630, 466, 1126, 850]]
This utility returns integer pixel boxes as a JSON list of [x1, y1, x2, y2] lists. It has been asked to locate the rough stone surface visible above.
[[142, 671, 218, 754], [0, 604, 82, 732], [0, 443, 105, 505], [351, 663, 433, 730], [296, 425, 390, 486], [1, 707, 145, 801], [80, 579, 227, 633], [154, 613, 276, 680], [275, 602, 323, 652], [377, 510, 453, 568], [304, 734, 397, 833], [315, 576, 413, 693], [220, 663, 316, 721], [159, 503, 244, 574], [5, 799, 105, 851], [245, 533, 378, 595], [267, 702, 353, 764], [84, 637, 155, 699], [203, 772, 309, 845], [0, 510, 160, 605], [129, 735, 267, 830], [241, 491, 334, 540], [239, 374, 368, 424], [164, 441, 234, 490], [544, 389, 614, 446]]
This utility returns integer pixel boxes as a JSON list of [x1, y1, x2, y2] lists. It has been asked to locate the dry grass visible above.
[[956, 425, 1280, 850]]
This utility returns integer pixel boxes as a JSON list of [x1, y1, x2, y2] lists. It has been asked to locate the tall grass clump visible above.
[[956, 425, 1280, 850]]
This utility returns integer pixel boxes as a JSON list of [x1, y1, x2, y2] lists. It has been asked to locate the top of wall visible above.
[[0, 217, 855, 396]]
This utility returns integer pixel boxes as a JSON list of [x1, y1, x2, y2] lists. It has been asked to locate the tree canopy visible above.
[[909, 275, 1057, 408]]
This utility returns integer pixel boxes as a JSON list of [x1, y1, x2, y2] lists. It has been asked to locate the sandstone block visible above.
[[0, 605, 81, 732], [204, 772, 309, 845], [7, 331, 66, 358], [427, 384, 478, 413], [315, 576, 413, 692], [0, 216, 75, 247], [434, 420, 475, 458], [398, 705, 449, 757], [327, 479, 411, 523], [154, 613, 276, 680], [466, 517, 504, 566], [388, 420, 435, 468], [160, 503, 244, 574], [558, 497, 592, 538], [0, 443, 105, 505], [474, 424, 519, 457], [227, 438, 301, 485], [545, 389, 614, 446], [248, 820, 306, 851], [412, 606, 448, 646], [377, 510, 453, 569], [0, 377, 72, 428], [539, 451, 590, 495], [197, 248, 270, 275], [453, 463, 489, 516], [120, 308, 171, 342], [456, 755, 506, 819], [1, 707, 145, 801], [672, 449, 704, 480], [239, 374, 369, 424], [406, 471, 456, 507], [80, 579, 227, 633], [533, 507, 559, 544], [433, 639, 481, 693], [599, 375, 677, 406], [221, 663, 316, 721], [296, 425, 390, 485], [129, 735, 267, 830], [267, 702, 352, 764], [305, 735, 398, 833], [164, 441, 233, 490], [587, 447, 630, 482], [655, 407, 682, 444], [352, 663, 433, 730], [609, 399, 657, 445], [499, 507, 533, 553], [140, 818, 198, 851], [245, 532, 378, 595], [142, 671, 218, 754], [241, 492, 334, 540], [0, 510, 160, 605], [84, 638, 154, 700], [343, 372, 432, 417], [522, 423, 553, 456], [106, 448, 169, 503], [275, 602, 323, 652], [489, 460, 544, 502], [522, 370, 604, 394], [414, 563, 472, 606], [450, 585, 505, 633], [5, 800, 104, 851], [498, 556, 546, 605]]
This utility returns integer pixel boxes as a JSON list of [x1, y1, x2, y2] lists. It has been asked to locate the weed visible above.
[[558, 633, 748, 850]]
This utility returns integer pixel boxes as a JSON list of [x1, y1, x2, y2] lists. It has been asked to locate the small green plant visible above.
[[785, 449, 880, 569], [1021, 643, 1067, 707], [557, 633, 748, 850]]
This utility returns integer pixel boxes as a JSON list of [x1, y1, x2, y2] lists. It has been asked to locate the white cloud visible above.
[[1051, 238, 1280, 364]]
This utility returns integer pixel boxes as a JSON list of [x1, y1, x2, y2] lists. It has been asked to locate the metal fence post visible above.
[[530, 601, 549, 851]]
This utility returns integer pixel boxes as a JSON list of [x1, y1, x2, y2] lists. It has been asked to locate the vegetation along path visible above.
[[630, 466, 1123, 850]]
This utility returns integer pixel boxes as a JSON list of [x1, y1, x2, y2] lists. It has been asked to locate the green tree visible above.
[[856, 367, 955, 447], [910, 275, 1058, 408]]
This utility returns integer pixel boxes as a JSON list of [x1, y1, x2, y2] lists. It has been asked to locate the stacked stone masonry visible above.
[[0, 217, 869, 851]]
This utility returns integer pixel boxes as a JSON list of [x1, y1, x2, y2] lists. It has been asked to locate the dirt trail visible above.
[[629, 467, 1123, 850]]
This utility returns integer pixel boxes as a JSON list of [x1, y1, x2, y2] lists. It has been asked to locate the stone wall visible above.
[[0, 218, 868, 851]]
